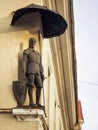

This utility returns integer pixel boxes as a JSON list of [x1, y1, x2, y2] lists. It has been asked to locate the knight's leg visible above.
[[36, 87, 44, 108], [35, 74, 44, 107], [27, 74, 37, 107], [28, 87, 34, 105], [36, 87, 41, 104]]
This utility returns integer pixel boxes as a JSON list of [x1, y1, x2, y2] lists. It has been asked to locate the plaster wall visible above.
[[0, 0, 42, 18], [0, 113, 39, 130]]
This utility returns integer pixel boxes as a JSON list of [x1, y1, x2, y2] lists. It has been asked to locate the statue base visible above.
[[12, 107, 45, 121]]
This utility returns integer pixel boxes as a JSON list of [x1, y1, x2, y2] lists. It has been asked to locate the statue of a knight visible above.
[[22, 37, 44, 107]]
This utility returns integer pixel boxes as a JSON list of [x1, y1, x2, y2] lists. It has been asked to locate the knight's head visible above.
[[29, 37, 36, 48]]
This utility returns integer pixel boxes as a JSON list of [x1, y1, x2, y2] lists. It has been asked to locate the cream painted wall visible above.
[[42, 39, 63, 130], [42, 39, 55, 130], [0, 0, 42, 18], [0, 114, 39, 130]]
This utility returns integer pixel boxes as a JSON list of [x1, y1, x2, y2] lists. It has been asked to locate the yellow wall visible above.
[[42, 39, 64, 130], [0, 114, 39, 130], [0, 0, 42, 18]]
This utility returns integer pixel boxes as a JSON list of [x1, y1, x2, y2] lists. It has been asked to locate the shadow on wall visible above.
[[18, 42, 24, 80]]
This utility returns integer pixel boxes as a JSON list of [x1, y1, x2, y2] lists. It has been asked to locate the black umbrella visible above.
[[11, 4, 68, 38]]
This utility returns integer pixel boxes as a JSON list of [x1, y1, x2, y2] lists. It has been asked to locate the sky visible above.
[[73, 0, 98, 130]]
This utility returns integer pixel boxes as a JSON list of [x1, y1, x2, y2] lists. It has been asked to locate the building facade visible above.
[[0, 0, 83, 130]]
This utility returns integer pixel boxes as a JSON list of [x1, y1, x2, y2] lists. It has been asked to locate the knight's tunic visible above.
[[23, 48, 43, 75]]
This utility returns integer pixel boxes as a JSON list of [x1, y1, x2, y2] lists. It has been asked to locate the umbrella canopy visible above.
[[11, 4, 68, 38]]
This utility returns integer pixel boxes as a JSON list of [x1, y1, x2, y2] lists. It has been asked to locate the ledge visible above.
[[12, 107, 46, 121], [0, 108, 12, 113]]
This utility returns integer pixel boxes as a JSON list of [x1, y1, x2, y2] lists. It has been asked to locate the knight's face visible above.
[[29, 38, 36, 48]]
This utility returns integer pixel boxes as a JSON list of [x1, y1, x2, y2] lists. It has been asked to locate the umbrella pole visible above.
[[38, 31, 41, 54], [38, 31, 46, 117]]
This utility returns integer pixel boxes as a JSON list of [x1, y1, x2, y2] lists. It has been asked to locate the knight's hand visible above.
[[22, 71, 26, 80], [41, 74, 45, 81]]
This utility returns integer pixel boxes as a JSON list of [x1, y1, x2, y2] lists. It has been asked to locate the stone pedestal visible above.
[[0, 107, 48, 130], [12, 107, 45, 121], [12, 107, 49, 130]]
